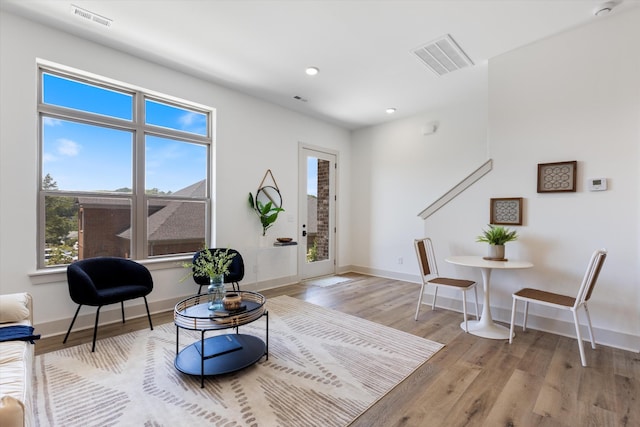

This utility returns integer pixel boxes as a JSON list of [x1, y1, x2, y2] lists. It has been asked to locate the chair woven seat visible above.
[[430, 277, 476, 288], [513, 288, 575, 307]]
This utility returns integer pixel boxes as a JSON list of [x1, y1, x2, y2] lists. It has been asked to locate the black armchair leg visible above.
[[92, 306, 102, 352], [143, 296, 153, 330], [63, 304, 82, 344], [121, 301, 125, 323]]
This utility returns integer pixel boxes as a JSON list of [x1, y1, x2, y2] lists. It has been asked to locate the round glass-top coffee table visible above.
[[174, 291, 268, 388]]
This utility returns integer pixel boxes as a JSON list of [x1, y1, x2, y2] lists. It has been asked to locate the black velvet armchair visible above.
[[192, 248, 245, 294], [63, 257, 154, 352]]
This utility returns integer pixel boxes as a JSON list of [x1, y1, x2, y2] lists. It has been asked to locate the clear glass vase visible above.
[[207, 274, 225, 310]]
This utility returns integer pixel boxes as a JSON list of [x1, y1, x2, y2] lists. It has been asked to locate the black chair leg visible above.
[[63, 304, 82, 344], [121, 301, 125, 323], [92, 306, 102, 352], [143, 296, 153, 330]]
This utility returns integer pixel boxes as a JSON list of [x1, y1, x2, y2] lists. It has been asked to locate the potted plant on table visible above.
[[181, 248, 236, 310], [476, 225, 518, 260]]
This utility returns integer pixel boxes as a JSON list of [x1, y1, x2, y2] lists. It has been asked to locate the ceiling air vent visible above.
[[412, 34, 473, 76], [70, 4, 113, 28]]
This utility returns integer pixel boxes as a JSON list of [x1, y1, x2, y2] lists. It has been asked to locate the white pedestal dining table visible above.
[[445, 256, 533, 339]]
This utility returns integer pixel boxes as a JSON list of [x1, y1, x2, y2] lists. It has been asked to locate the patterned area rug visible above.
[[34, 296, 443, 427]]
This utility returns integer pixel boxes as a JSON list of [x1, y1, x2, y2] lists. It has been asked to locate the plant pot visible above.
[[488, 244, 505, 260]]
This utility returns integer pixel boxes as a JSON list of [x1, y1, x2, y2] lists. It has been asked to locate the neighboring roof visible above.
[[110, 179, 207, 242]]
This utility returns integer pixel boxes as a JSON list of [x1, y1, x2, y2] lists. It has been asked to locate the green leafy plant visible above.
[[181, 247, 236, 281], [248, 192, 285, 236], [476, 225, 518, 245], [306, 238, 318, 262]]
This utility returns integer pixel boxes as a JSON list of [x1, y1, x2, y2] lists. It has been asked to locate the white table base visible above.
[[460, 320, 513, 339], [446, 258, 532, 340]]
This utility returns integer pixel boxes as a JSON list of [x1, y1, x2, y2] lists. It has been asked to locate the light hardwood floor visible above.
[[36, 274, 639, 426]]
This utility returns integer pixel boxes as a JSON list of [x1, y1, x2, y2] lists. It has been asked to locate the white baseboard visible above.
[[36, 267, 640, 353], [349, 265, 640, 353]]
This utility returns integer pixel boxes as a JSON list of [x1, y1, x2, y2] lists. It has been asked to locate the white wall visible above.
[[350, 67, 489, 279], [0, 11, 351, 335], [2, 8, 638, 351], [351, 9, 640, 351]]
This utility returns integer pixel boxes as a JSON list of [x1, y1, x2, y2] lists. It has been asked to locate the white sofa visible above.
[[0, 293, 35, 427]]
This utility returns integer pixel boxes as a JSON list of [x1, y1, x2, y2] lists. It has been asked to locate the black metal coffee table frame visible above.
[[174, 291, 268, 388]]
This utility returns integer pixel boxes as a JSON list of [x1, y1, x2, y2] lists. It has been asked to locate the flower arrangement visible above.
[[181, 247, 236, 280]]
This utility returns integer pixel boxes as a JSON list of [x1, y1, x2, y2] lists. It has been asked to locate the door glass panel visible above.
[[306, 156, 330, 263]]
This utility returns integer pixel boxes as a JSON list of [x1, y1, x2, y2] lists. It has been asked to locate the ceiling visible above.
[[2, 0, 637, 130]]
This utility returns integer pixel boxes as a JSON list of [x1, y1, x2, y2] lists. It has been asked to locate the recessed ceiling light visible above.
[[386, 108, 397, 114], [305, 67, 319, 76]]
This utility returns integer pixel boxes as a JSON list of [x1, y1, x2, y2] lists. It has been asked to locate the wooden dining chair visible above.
[[414, 238, 479, 332], [509, 249, 607, 367]]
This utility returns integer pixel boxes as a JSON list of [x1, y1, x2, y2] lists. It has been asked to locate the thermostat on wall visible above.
[[588, 177, 607, 191]]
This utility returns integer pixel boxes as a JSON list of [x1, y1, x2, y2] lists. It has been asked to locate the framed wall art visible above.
[[537, 160, 577, 193], [490, 197, 523, 225]]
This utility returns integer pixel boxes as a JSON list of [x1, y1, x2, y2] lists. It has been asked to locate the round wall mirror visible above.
[[255, 185, 282, 210]]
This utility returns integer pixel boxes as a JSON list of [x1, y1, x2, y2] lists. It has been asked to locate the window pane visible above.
[[145, 135, 207, 196], [147, 199, 206, 256], [39, 66, 212, 267], [77, 196, 132, 259], [306, 157, 330, 263], [145, 99, 207, 136], [42, 73, 133, 120], [42, 118, 133, 192], [44, 195, 78, 266]]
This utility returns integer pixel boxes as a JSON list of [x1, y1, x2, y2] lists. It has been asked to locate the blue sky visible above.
[[43, 72, 318, 196], [42, 73, 207, 193], [307, 157, 318, 196]]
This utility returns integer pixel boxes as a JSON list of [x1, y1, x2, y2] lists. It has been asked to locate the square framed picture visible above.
[[490, 197, 523, 225], [537, 161, 577, 193]]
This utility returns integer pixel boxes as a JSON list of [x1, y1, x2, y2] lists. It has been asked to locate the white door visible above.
[[298, 146, 337, 280]]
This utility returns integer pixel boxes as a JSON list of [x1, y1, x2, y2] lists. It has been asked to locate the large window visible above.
[[38, 66, 212, 268]]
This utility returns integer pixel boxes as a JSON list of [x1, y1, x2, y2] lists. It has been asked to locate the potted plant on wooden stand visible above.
[[476, 225, 518, 260]]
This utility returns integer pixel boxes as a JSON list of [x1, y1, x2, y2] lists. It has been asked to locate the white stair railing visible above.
[[417, 159, 493, 220]]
